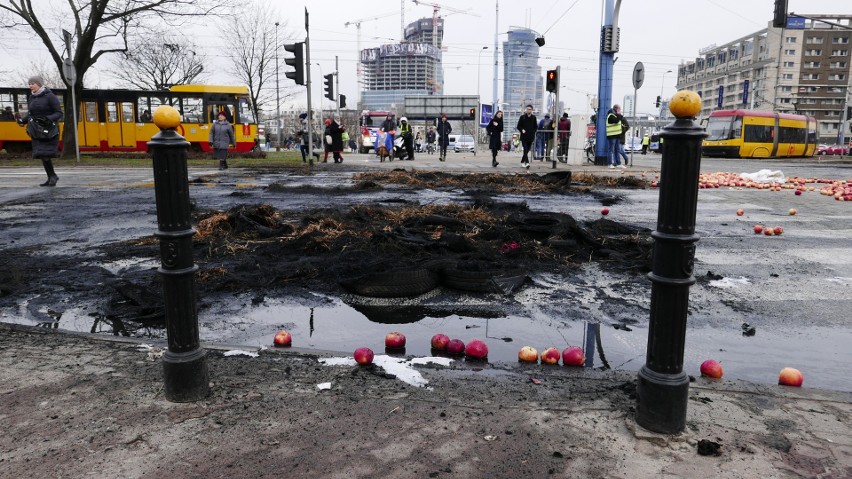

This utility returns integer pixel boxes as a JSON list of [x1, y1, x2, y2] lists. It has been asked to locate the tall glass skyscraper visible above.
[[502, 27, 544, 137]]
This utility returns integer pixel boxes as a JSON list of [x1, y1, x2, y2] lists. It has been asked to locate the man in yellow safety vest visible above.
[[605, 104, 625, 169]]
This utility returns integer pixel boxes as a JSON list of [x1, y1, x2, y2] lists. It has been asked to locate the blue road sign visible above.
[[480, 104, 493, 128]]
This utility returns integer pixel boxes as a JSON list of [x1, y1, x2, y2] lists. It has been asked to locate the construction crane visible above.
[[411, 0, 477, 50], [345, 10, 405, 105]]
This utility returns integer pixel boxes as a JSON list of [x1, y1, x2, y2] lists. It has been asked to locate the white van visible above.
[[453, 135, 475, 152]]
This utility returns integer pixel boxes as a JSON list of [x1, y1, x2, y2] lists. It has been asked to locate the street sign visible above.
[[632, 62, 645, 89], [62, 58, 76, 83]]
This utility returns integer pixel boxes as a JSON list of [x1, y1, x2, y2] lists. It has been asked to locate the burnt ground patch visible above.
[[0, 171, 653, 330]]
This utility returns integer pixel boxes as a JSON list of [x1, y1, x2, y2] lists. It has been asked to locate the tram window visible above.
[[209, 105, 233, 123], [743, 125, 774, 143], [181, 96, 203, 123], [84, 102, 98, 122], [779, 126, 805, 143], [121, 103, 134, 123], [239, 98, 255, 124], [16, 98, 28, 119], [138, 98, 152, 122], [149, 96, 171, 116], [731, 118, 742, 139], [107, 102, 119, 123], [0, 93, 15, 121]]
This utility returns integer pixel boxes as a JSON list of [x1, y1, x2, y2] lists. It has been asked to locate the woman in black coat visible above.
[[18, 76, 62, 186], [486, 110, 504, 168]]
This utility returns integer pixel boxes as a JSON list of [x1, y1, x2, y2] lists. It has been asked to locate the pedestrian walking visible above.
[[557, 112, 571, 163], [641, 134, 650, 154], [617, 115, 630, 167], [535, 114, 550, 160], [486, 110, 504, 167], [326, 116, 345, 163], [544, 117, 556, 160], [18, 76, 62, 186], [398, 117, 414, 160], [209, 110, 235, 170], [437, 114, 452, 161], [605, 104, 625, 169], [516, 105, 537, 168], [425, 127, 436, 154]]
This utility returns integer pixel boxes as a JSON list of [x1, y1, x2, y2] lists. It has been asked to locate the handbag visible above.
[[325, 134, 332, 145], [26, 117, 59, 140]]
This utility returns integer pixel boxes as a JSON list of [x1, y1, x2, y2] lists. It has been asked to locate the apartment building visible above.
[[676, 15, 852, 142]]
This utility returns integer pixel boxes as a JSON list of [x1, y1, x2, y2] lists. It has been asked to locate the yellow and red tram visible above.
[[0, 84, 258, 154]]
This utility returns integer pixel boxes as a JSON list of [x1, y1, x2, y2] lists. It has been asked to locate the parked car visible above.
[[623, 136, 643, 153], [817, 144, 849, 155], [454, 134, 475, 153]]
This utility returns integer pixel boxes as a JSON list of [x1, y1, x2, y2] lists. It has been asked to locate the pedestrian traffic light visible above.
[[283, 42, 305, 86], [323, 73, 334, 101], [546, 70, 558, 93], [655, 96, 661, 108], [339, 94, 346, 109], [773, 0, 788, 28], [469, 108, 475, 119]]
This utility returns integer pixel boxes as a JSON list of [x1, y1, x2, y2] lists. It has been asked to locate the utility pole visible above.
[[305, 9, 314, 164], [335, 55, 340, 118], [275, 22, 281, 151], [594, 0, 622, 165], [61, 29, 80, 164]]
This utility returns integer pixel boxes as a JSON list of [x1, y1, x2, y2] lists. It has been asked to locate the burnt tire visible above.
[[441, 266, 527, 294], [339, 268, 439, 298]]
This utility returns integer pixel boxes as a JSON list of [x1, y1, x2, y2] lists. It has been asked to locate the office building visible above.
[[676, 15, 852, 142], [359, 18, 444, 112], [502, 27, 544, 137]]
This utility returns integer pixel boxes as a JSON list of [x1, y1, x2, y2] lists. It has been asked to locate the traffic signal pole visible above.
[[335, 56, 340, 119], [551, 66, 560, 169], [594, 0, 621, 165], [305, 9, 314, 165]]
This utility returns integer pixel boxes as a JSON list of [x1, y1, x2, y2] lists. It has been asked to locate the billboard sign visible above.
[[480, 104, 493, 127], [717, 85, 724, 109], [742, 80, 750, 105]]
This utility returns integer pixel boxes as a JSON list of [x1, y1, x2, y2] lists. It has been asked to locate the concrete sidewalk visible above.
[[1, 323, 849, 478]]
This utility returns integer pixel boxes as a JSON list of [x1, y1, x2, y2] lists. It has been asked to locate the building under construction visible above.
[[360, 17, 444, 111]]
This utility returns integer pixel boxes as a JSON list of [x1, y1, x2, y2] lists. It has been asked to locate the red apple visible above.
[[778, 367, 803, 387], [518, 346, 538, 363], [385, 331, 406, 349], [540, 347, 560, 365], [446, 339, 465, 356], [773, 226, 783, 235], [431, 333, 450, 350], [753, 225, 763, 234], [601, 207, 609, 216], [700, 359, 723, 379], [764, 228, 774, 236], [788, 208, 797, 215], [736, 209, 744, 216], [561, 346, 585, 367], [273, 330, 292, 347], [354, 347, 374, 365], [794, 190, 802, 196], [465, 339, 489, 359]]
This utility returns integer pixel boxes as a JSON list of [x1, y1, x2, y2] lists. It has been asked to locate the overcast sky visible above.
[[2, 0, 849, 116]]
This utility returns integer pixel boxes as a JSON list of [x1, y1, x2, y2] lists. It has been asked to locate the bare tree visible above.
[[0, 0, 229, 157], [107, 34, 206, 90], [222, 3, 296, 122]]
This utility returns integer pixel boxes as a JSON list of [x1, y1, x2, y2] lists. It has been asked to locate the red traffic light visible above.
[[546, 69, 558, 93]]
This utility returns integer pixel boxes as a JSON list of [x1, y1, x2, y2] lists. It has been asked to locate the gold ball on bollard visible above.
[[668, 90, 702, 119], [152, 105, 181, 129]]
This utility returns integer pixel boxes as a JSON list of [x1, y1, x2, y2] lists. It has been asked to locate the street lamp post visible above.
[[657, 70, 672, 131], [275, 22, 281, 152], [477, 46, 489, 155]]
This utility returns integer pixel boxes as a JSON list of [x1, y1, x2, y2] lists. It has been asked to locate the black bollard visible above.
[[148, 107, 209, 402], [636, 93, 706, 434]]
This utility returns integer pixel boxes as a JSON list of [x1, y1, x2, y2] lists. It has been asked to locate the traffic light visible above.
[[469, 108, 475, 119], [602, 25, 620, 53], [339, 94, 346, 109], [546, 69, 558, 93], [323, 73, 334, 101], [655, 96, 662, 108], [773, 0, 788, 28], [283, 42, 305, 86]]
